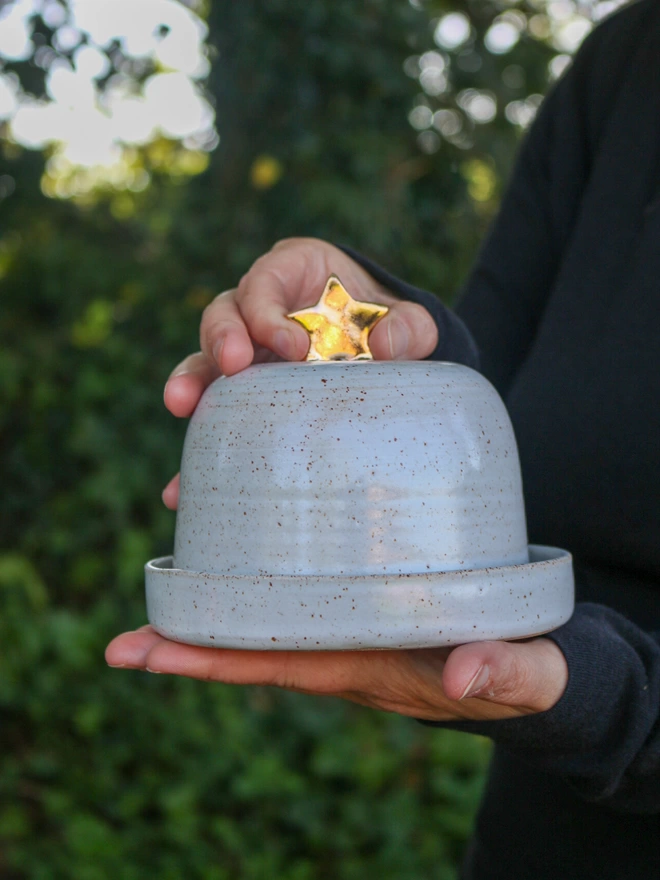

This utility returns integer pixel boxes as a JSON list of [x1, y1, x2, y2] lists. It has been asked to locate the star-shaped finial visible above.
[[287, 275, 389, 362]]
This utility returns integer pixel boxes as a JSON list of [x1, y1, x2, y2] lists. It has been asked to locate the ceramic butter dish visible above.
[[146, 277, 574, 649]]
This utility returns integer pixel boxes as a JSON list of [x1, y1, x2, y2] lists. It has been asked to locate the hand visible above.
[[105, 628, 568, 722], [110, 236, 568, 722], [161, 238, 438, 508]]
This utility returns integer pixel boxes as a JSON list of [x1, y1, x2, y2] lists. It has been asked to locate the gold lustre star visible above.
[[287, 275, 389, 361]]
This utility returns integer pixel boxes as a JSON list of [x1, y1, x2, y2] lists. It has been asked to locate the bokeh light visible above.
[[0, 72, 19, 118], [548, 53, 572, 80], [505, 94, 544, 128], [0, 1, 34, 60], [1, 0, 634, 203], [434, 13, 471, 51], [406, 0, 628, 158], [408, 104, 433, 131], [433, 109, 462, 139], [457, 89, 497, 125], [0, 0, 215, 198], [484, 21, 521, 55]]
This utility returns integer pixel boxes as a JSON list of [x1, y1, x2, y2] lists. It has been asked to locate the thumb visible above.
[[368, 300, 439, 361], [442, 638, 568, 715]]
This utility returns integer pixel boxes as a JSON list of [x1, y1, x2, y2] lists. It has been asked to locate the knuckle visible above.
[[271, 236, 332, 267], [271, 237, 298, 251], [503, 657, 535, 704], [238, 260, 277, 298], [200, 305, 217, 338], [239, 250, 285, 291], [237, 262, 261, 293], [242, 266, 288, 309], [201, 289, 234, 323]]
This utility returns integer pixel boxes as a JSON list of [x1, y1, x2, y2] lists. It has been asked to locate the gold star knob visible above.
[[287, 275, 389, 362]]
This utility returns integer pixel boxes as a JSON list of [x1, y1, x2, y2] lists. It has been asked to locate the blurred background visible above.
[[0, 1, 627, 877]]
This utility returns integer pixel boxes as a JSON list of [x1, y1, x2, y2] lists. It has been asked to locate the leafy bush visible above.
[[1, 558, 490, 878]]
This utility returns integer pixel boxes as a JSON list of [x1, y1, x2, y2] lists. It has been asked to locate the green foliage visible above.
[[0, 0, 590, 876], [0, 567, 491, 878]]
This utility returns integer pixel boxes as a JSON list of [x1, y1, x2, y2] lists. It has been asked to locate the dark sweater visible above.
[[343, 1, 660, 875]]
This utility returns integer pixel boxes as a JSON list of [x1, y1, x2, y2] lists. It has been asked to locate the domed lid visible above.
[[173, 359, 529, 578]]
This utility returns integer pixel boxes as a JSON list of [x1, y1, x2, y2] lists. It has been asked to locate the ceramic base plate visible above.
[[145, 545, 574, 650]]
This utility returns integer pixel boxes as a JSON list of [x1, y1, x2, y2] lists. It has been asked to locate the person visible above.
[[106, 1, 660, 876]]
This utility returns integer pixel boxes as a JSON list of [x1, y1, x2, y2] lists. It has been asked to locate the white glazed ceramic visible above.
[[146, 361, 574, 649], [146, 546, 573, 649]]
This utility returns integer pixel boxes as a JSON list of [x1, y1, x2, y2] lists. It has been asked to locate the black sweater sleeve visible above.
[[339, 274, 660, 813], [339, 265, 660, 815], [339, 0, 660, 815]]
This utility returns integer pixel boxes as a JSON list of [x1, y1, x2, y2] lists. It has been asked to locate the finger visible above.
[[441, 638, 568, 714], [140, 640, 371, 690], [162, 473, 180, 509], [105, 629, 163, 668], [164, 352, 221, 417], [368, 300, 439, 361], [236, 265, 311, 362], [199, 290, 256, 376]]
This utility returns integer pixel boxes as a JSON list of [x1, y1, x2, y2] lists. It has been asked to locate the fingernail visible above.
[[460, 664, 490, 700], [146, 668, 162, 674], [212, 337, 224, 367], [273, 329, 293, 358], [107, 663, 126, 668], [387, 316, 409, 359]]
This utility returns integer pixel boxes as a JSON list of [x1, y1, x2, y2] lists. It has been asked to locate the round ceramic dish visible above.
[[146, 545, 574, 650], [146, 360, 575, 649]]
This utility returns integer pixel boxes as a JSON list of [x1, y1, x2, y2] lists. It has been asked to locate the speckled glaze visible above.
[[174, 362, 529, 576], [146, 546, 573, 650], [146, 360, 575, 649]]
